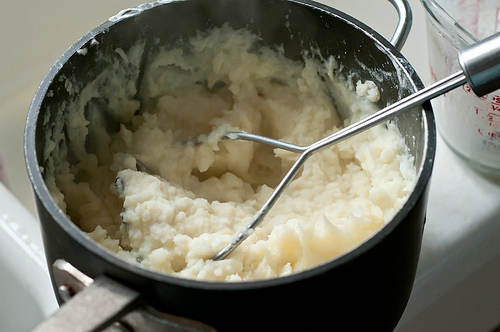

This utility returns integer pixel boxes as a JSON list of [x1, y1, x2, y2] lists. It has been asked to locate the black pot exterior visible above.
[[34, 183, 429, 331], [25, 1, 435, 331]]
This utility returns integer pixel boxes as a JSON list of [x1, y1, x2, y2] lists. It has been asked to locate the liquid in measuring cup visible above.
[[422, 0, 500, 176]]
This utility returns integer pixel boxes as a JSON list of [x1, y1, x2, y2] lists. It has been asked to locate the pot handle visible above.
[[32, 260, 217, 332], [387, 0, 412, 50]]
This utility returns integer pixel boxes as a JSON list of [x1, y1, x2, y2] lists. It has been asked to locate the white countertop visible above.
[[1, 1, 499, 331]]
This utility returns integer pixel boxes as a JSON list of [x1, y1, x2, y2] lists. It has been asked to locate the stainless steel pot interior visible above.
[[25, 0, 435, 330]]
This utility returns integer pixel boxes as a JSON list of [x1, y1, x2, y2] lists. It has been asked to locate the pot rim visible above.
[[25, 0, 435, 291]]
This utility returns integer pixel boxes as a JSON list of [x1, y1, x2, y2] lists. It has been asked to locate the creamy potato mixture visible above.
[[46, 26, 416, 281]]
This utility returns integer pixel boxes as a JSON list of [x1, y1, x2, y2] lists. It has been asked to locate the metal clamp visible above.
[[32, 259, 217, 332]]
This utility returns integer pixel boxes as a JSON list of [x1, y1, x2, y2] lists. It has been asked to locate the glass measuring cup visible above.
[[421, 0, 500, 176]]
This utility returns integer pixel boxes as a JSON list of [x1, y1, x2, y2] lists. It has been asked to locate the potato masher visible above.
[[212, 32, 500, 260]]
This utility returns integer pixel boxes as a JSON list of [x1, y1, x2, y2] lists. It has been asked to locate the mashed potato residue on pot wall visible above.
[[46, 25, 416, 281]]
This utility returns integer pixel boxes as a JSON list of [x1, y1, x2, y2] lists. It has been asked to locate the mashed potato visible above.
[[47, 25, 416, 281]]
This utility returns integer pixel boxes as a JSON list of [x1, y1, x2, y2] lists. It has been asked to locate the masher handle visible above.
[[459, 32, 500, 97]]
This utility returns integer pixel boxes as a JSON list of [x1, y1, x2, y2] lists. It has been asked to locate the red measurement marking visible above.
[[486, 131, 499, 140], [472, 0, 481, 37], [430, 65, 437, 83], [492, 95, 500, 105], [487, 112, 500, 124]]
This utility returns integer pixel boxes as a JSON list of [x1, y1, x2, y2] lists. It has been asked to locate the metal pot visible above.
[[25, 0, 435, 331]]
